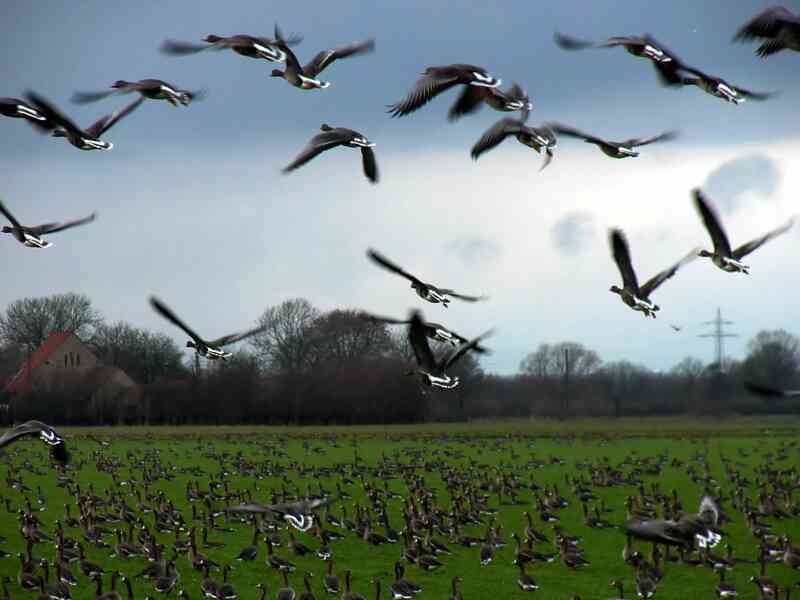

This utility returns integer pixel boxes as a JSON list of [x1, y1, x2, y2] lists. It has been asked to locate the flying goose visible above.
[[609, 229, 697, 318], [361, 312, 489, 352], [744, 382, 800, 398], [406, 310, 492, 389], [693, 189, 794, 274], [470, 117, 556, 169], [554, 32, 685, 84], [448, 81, 532, 122], [387, 64, 502, 117], [224, 497, 331, 532], [549, 123, 677, 158], [270, 26, 375, 90], [367, 249, 487, 307], [0, 421, 69, 463], [25, 91, 143, 150], [624, 496, 723, 548], [72, 79, 203, 106], [0, 200, 96, 249], [677, 66, 774, 104], [283, 124, 378, 183], [160, 32, 302, 63], [0, 98, 47, 123], [149, 296, 266, 361], [734, 6, 800, 57]]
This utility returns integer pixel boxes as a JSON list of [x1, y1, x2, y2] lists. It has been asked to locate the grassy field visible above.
[[1, 417, 799, 600]]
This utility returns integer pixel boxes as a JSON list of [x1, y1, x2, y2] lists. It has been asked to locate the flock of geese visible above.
[[2, 420, 800, 600]]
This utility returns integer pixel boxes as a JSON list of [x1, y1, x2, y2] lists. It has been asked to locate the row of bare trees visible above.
[[1, 293, 798, 424]]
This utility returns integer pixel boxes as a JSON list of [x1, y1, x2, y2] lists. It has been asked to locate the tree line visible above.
[[0, 293, 797, 425]]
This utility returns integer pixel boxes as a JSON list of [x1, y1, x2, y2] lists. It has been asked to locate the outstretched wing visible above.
[[734, 6, 800, 42], [610, 229, 640, 293], [71, 89, 122, 104], [443, 329, 494, 370], [303, 39, 376, 77], [745, 381, 800, 398], [548, 122, 605, 145], [282, 131, 348, 173], [366, 249, 422, 285], [625, 130, 678, 147], [470, 117, 523, 160], [361, 146, 379, 184], [553, 31, 597, 50], [360, 312, 410, 326], [149, 296, 206, 346], [224, 502, 272, 514], [85, 96, 145, 138], [693, 189, 732, 257], [732, 217, 794, 259], [447, 86, 486, 121], [387, 74, 462, 118], [160, 38, 229, 55], [733, 85, 775, 101], [29, 212, 96, 236], [409, 310, 436, 370], [24, 91, 84, 135], [0, 200, 23, 230], [639, 248, 697, 299], [207, 324, 268, 348]]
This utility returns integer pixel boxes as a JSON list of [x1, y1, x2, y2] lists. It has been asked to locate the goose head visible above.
[[609, 285, 623, 296], [178, 92, 193, 106], [698, 249, 713, 258]]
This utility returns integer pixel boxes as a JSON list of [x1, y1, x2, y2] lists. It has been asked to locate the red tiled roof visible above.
[[3, 331, 73, 393]]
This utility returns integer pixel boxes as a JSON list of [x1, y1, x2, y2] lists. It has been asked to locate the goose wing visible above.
[[207, 324, 268, 348], [282, 130, 350, 173], [470, 117, 524, 160], [548, 122, 605, 145], [693, 189, 732, 256], [24, 91, 83, 134], [438, 290, 488, 302], [366, 249, 423, 285], [625, 130, 678, 147], [387, 73, 463, 117], [553, 32, 597, 50], [0, 200, 24, 230], [734, 6, 800, 42], [29, 212, 96, 235], [224, 502, 272, 515], [360, 313, 411, 326], [447, 86, 486, 121], [361, 146, 379, 183], [160, 38, 230, 55], [638, 248, 697, 299], [409, 310, 436, 370], [610, 229, 640, 293], [745, 381, 800, 398], [443, 329, 493, 371], [150, 296, 206, 346], [732, 217, 794, 259], [303, 39, 375, 77], [624, 519, 688, 546], [732, 84, 775, 101], [85, 96, 145, 138], [71, 89, 122, 104]]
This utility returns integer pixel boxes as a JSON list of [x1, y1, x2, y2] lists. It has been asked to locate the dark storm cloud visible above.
[[446, 237, 501, 265], [702, 155, 782, 214], [551, 212, 595, 256]]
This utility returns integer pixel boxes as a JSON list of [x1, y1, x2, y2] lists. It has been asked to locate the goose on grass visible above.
[[224, 497, 331, 532], [609, 229, 697, 318], [0, 200, 95, 249], [693, 188, 794, 274], [367, 249, 487, 307], [149, 297, 266, 361], [283, 124, 378, 183]]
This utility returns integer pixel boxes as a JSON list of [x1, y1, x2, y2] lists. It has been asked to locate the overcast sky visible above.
[[1, 1, 798, 374]]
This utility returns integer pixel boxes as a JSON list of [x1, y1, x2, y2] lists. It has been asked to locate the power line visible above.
[[698, 307, 738, 372]]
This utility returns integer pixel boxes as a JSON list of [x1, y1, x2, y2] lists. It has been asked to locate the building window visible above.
[[64, 355, 68, 368], [77, 354, 80, 367]]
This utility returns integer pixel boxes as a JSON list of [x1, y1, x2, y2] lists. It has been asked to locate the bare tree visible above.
[[307, 309, 395, 365], [249, 298, 320, 374], [742, 329, 800, 390], [0, 292, 102, 351], [520, 342, 601, 378]]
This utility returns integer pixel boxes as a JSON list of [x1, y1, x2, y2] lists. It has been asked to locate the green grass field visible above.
[[1, 417, 799, 600]]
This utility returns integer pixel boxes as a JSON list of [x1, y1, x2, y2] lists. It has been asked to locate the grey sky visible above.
[[1, 1, 798, 375]]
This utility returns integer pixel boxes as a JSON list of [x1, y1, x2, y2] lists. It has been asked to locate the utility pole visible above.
[[698, 308, 738, 373], [562, 347, 570, 418]]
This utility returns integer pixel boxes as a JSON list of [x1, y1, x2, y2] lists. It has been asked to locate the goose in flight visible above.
[[549, 123, 676, 158], [225, 497, 332, 532], [676, 67, 774, 104], [150, 296, 266, 361], [283, 124, 378, 183], [0, 97, 47, 124], [745, 382, 800, 398], [387, 64, 502, 118], [72, 79, 203, 107], [609, 229, 697, 318], [471, 117, 556, 170], [367, 249, 487, 307], [693, 188, 794, 274], [625, 496, 723, 548], [0, 200, 96, 249], [361, 311, 489, 352], [25, 91, 143, 150], [734, 6, 800, 57], [160, 32, 302, 63], [406, 310, 492, 389], [0, 421, 69, 463], [270, 26, 375, 90], [447, 81, 532, 122], [554, 32, 684, 85]]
